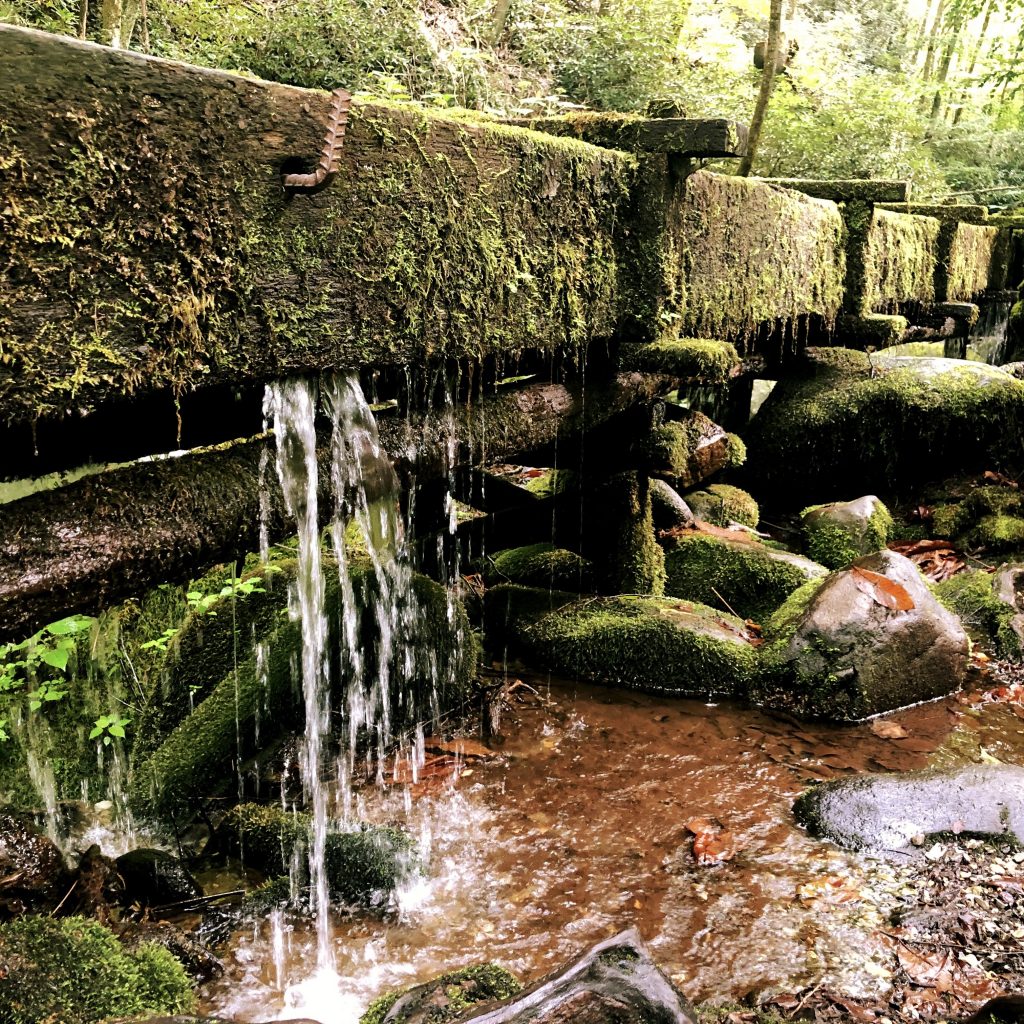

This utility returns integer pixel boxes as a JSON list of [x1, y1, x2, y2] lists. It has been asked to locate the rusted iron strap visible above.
[[282, 87, 353, 193]]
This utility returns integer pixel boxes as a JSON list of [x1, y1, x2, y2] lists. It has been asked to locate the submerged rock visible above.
[[456, 928, 696, 1024], [505, 589, 759, 697], [794, 764, 1024, 851], [745, 349, 1024, 499], [756, 549, 970, 720], [662, 531, 825, 623], [361, 963, 522, 1024], [0, 810, 68, 914], [484, 543, 594, 592], [686, 484, 759, 529], [0, 914, 194, 1023], [219, 803, 416, 908], [116, 848, 203, 909], [801, 495, 894, 569]]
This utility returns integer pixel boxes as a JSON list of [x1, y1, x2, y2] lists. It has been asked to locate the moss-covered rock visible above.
[[220, 803, 416, 907], [619, 338, 740, 385], [745, 350, 1024, 499], [0, 915, 194, 1024], [935, 568, 1024, 658], [360, 963, 521, 1024], [755, 550, 970, 720], [663, 532, 825, 623], [925, 485, 1024, 552], [642, 413, 744, 490], [686, 484, 759, 528], [510, 592, 760, 697], [130, 561, 478, 821], [484, 543, 594, 592], [801, 495, 894, 569]]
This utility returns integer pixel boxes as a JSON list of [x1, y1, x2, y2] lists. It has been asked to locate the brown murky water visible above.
[[199, 676, 1024, 1022]]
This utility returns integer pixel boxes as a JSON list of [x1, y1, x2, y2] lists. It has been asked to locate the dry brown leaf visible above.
[[870, 719, 909, 739], [851, 566, 916, 611], [424, 736, 495, 759], [685, 817, 739, 865]]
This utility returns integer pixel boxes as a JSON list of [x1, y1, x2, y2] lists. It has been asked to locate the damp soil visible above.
[[198, 676, 1024, 1022]]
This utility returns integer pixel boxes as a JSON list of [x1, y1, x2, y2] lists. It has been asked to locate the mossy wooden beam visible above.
[[0, 372, 668, 639], [757, 179, 910, 203], [878, 203, 990, 223], [505, 113, 748, 156], [0, 25, 633, 429]]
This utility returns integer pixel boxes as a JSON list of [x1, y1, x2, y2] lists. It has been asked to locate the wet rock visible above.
[[650, 479, 694, 532], [362, 963, 521, 1024], [0, 914, 194, 1022], [1000, 361, 1024, 380], [116, 848, 203, 909], [756, 549, 970, 720], [502, 588, 759, 698], [801, 495, 894, 569], [484, 543, 594, 592], [118, 920, 224, 983], [0, 809, 69, 914], [73, 843, 124, 917], [794, 764, 1024, 851], [642, 411, 745, 490], [219, 803, 416, 908], [745, 348, 1024, 499], [619, 338, 740, 386], [662, 531, 825, 622], [686, 484, 758, 529], [457, 928, 697, 1024]]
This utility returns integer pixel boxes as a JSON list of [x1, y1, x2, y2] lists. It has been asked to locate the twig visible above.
[[50, 879, 78, 917], [710, 586, 741, 619], [789, 980, 823, 1017], [150, 889, 245, 915], [884, 930, 1024, 955]]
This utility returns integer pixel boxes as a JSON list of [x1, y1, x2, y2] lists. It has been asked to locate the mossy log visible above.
[[0, 373, 668, 640], [757, 179, 910, 203], [0, 25, 631, 429]]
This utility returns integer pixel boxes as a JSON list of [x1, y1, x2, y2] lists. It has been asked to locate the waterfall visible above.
[[972, 299, 1012, 364]]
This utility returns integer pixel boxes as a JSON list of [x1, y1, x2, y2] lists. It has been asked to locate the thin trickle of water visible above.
[[972, 299, 1012, 364]]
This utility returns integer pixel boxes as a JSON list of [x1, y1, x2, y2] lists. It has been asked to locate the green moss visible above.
[[0, 915, 194, 1024], [523, 468, 577, 499], [940, 222, 1000, 302], [221, 803, 417, 906], [935, 570, 1022, 658], [663, 533, 825, 622], [687, 484, 759, 528], [745, 352, 1024, 499], [724, 432, 747, 468], [515, 593, 760, 697], [927, 486, 1024, 552], [359, 963, 521, 1024], [485, 543, 594, 591], [801, 498, 894, 570], [618, 338, 740, 385]]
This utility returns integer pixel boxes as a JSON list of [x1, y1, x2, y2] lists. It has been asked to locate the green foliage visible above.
[[935, 570, 1022, 659], [0, 915, 194, 1024]]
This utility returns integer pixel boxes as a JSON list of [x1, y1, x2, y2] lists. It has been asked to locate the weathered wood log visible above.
[[877, 202, 990, 223], [0, 373, 669, 639], [506, 113, 748, 156], [0, 25, 632, 429], [456, 928, 698, 1024], [758, 179, 910, 203]]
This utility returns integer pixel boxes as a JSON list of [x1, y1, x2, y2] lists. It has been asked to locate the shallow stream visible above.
[[197, 676, 1024, 1022]]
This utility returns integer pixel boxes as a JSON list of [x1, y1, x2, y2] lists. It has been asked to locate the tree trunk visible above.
[[489, 0, 513, 43], [737, 0, 784, 177], [919, 0, 946, 87], [0, 373, 669, 640], [929, 16, 964, 123]]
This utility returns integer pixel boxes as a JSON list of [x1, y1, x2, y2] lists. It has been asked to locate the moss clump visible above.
[[801, 497, 894, 570], [485, 543, 594, 591], [642, 415, 740, 487], [0, 915, 194, 1024], [360, 963, 521, 1024], [745, 352, 1024, 499], [935, 570, 1022, 658], [687, 484, 759, 528], [663, 533, 825, 622], [221, 803, 417, 907], [523, 469, 577, 499], [514, 592, 759, 697], [940, 222, 1000, 302], [618, 338, 740, 385], [928, 485, 1024, 552]]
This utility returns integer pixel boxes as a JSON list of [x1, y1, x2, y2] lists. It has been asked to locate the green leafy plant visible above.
[[90, 713, 130, 746], [0, 614, 95, 697]]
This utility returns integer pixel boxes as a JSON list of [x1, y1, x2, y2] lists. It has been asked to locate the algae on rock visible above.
[[801, 495, 894, 570], [687, 484, 759, 528], [485, 543, 594, 592]]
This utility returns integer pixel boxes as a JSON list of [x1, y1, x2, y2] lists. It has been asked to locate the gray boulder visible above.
[[649, 479, 694, 532], [794, 764, 1024, 851], [801, 495, 893, 569], [756, 549, 970, 720]]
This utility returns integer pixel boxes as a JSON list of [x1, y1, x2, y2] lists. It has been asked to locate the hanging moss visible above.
[[618, 338, 740, 385], [938, 222, 1001, 302], [0, 915, 194, 1024], [858, 208, 940, 314], [662, 533, 826, 622]]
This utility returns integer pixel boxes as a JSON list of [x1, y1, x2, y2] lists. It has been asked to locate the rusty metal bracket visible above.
[[282, 88, 353, 194]]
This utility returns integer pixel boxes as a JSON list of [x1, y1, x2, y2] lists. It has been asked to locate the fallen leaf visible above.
[[424, 736, 495, 759], [797, 874, 862, 905], [897, 944, 956, 992], [871, 719, 909, 739], [851, 566, 916, 612], [685, 817, 739, 865]]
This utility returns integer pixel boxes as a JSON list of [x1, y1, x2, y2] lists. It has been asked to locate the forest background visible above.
[[3, 0, 1023, 204]]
